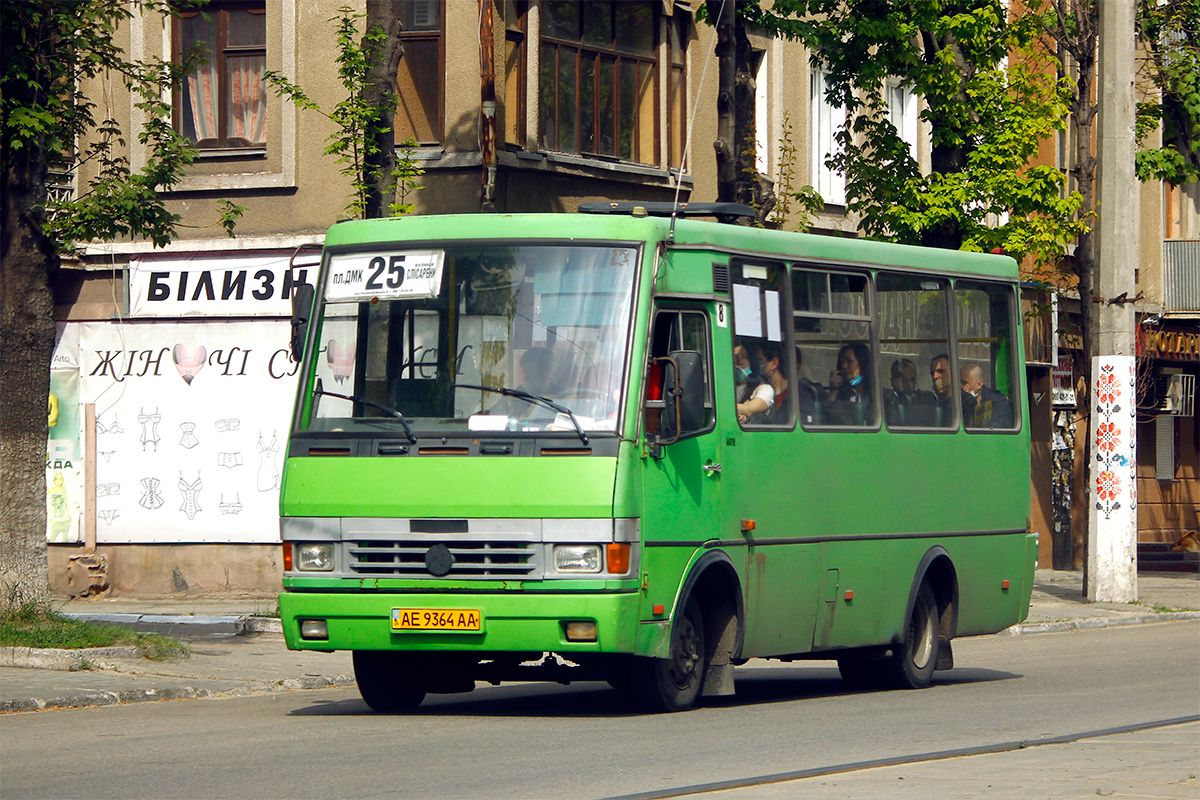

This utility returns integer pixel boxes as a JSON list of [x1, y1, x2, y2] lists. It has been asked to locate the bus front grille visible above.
[[347, 540, 540, 578]]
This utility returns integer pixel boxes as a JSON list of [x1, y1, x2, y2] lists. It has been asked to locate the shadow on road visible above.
[[287, 665, 1020, 718]]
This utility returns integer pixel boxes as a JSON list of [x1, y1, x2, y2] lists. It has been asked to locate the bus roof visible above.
[[321, 213, 1019, 280]]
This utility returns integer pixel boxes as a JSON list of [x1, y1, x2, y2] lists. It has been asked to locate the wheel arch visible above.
[[907, 546, 959, 642], [677, 549, 745, 664]]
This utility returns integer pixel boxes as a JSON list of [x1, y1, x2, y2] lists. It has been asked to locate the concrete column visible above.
[[1088, 0, 1138, 602]]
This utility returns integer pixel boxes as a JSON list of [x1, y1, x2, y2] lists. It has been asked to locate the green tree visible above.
[[742, 0, 1085, 264], [1, 1, 239, 608], [1136, 0, 1200, 187]]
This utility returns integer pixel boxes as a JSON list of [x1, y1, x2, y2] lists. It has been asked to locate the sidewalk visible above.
[[2, 570, 1197, 716]]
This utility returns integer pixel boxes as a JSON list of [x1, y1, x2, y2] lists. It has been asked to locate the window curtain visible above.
[[227, 55, 267, 144], [186, 62, 219, 142]]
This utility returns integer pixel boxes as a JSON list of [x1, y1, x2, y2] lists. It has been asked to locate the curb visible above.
[[1009, 610, 1200, 635], [0, 674, 357, 714], [0, 646, 144, 671]]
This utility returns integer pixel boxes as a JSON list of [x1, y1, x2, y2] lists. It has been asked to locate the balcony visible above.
[[1163, 239, 1200, 315]]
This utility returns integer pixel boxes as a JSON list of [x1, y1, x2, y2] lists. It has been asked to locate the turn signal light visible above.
[[606, 543, 630, 574], [565, 621, 597, 642], [741, 519, 756, 532], [283, 542, 293, 571]]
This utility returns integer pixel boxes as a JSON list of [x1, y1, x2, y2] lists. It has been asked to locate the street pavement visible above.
[[1, 570, 1197, 799]]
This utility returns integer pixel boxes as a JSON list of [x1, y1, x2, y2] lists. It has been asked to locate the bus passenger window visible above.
[[731, 261, 791, 427], [876, 273, 955, 429], [791, 268, 876, 428], [955, 282, 1018, 431]]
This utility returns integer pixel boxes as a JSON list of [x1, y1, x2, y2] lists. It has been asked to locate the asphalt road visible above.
[[2, 622, 1197, 800]]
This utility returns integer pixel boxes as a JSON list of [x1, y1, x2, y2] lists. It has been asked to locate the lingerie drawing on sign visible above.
[[179, 421, 199, 449], [138, 408, 161, 451], [96, 482, 120, 498], [97, 509, 120, 526], [178, 471, 202, 520], [99, 450, 115, 463], [96, 414, 124, 435], [219, 494, 243, 515], [214, 418, 241, 433], [256, 430, 280, 492], [327, 340, 355, 384], [217, 452, 243, 468], [139, 477, 164, 510], [173, 344, 206, 385]]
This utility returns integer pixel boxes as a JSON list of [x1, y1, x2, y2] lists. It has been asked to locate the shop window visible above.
[[396, 0, 443, 145], [540, 1, 659, 164], [175, 2, 267, 150], [876, 273, 954, 429], [792, 268, 875, 427], [955, 281, 1019, 431]]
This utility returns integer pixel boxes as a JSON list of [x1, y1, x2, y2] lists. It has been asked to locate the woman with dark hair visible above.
[[826, 342, 873, 423]]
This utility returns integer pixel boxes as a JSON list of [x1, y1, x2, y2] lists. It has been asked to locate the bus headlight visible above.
[[296, 543, 335, 571], [554, 545, 602, 573]]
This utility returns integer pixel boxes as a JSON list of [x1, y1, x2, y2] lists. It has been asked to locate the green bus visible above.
[[279, 204, 1036, 713]]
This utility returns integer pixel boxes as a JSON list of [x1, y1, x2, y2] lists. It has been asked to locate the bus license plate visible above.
[[391, 608, 482, 632]]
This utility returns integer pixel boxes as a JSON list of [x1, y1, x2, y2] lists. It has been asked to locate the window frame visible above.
[[173, 0, 268, 153], [953, 279, 1022, 434], [875, 271, 957, 432], [395, 0, 445, 146], [810, 68, 846, 205], [645, 306, 715, 443], [729, 259, 794, 430], [539, 1, 661, 165]]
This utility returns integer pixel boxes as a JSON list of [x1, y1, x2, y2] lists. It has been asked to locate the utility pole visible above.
[[1088, 0, 1138, 602]]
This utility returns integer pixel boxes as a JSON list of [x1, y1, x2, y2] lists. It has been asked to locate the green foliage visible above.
[[1, 0, 239, 252], [0, 601, 188, 661], [1136, 0, 1200, 185], [390, 137, 425, 216], [770, 111, 824, 232], [266, 6, 418, 219], [731, 0, 1088, 266]]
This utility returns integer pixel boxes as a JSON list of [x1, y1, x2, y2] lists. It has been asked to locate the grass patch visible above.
[[0, 602, 188, 661]]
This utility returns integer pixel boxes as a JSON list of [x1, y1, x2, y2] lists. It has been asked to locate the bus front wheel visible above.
[[883, 581, 939, 690], [352, 651, 427, 713], [631, 597, 707, 712]]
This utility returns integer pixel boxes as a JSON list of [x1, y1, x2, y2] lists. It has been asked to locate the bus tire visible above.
[[352, 651, 427, 713], [631, 597, 706, 712], [883, 580, 940, 690]]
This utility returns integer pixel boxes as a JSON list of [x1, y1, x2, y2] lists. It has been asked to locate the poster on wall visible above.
[[47, 368, 84, 543], [78, 319, 300, 544]]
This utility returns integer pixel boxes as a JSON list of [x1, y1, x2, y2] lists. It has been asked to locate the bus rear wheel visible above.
[[882, 581, 939, 690], [352, 651, 427, 713], [631, 597, 706, 712]]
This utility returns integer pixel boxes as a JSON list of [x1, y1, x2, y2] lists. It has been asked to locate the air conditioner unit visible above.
[[1158, 373, 1195, 417]]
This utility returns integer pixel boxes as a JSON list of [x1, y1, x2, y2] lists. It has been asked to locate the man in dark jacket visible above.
[[960, 363, 1014, 429]]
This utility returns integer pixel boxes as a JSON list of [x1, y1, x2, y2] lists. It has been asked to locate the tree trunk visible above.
[[1, 133, 56, 609], [709, 0, 736, 203], [363, 0, 405, 220], [733, 13, 774, 223]]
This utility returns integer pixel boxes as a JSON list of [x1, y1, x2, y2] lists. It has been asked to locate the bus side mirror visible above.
[[659, 350, 705, 442], [291, 282, 315, 362]]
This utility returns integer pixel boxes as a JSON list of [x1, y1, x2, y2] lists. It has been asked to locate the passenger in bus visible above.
[[884, 358, 938, 425], [795, 347, 818, 426], [734, 342, 774, 424], [826, 342, 873, 423], [960, 363, 1014, 429], [518, 346, 557, 397], [757, 342, 789, 415], [930, 353, 957, 424]]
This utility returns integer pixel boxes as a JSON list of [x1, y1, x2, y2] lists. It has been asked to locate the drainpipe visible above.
[[480, 0, 497, 212]]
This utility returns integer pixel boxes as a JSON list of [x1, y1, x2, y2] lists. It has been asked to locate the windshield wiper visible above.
[[453, 383, 589, 445], [313, 385, 417, 444]]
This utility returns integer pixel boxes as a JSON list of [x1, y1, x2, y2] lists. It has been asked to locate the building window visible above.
[[396, 0, 443, 145], [504, 1, 528, 146], [668, 13, 687, 170], [539, 1, 659, 164], [886, 80, 918, 162], [810, 68, 845, 205], [176, 2, 267, 150]]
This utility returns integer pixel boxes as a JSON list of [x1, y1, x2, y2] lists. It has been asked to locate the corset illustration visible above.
[[139, 477, 164, 510], [138, 408, 161, 451], [179, 422, 199, 449], [178, 472, 202, 520], [256, 431, 279, 492]]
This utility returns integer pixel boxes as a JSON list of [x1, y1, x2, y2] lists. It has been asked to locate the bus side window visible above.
[[877, 273, 955, 430], [646, 309, 714, 437], [955, 282, 1018, 431], [792, 267, 876, 428], [730, 261, 791, 428]]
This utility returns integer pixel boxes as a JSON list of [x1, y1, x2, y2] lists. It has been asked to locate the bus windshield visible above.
[[307, 243, 640, 435]]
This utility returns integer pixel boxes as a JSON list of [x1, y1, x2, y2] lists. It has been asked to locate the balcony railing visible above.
[[1163, 239, 1200, 314]]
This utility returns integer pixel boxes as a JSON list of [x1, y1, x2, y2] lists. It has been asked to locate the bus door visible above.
[[639, 306, 722, 606]]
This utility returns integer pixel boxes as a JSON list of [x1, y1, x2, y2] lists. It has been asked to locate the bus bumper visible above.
[[279, 590, 642, 654]]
